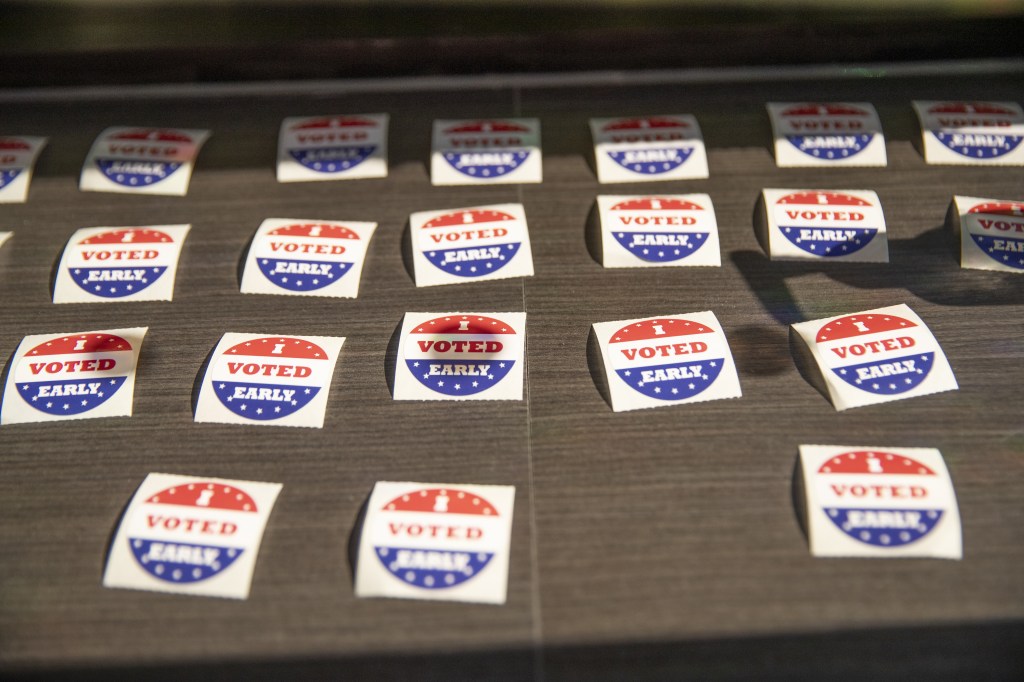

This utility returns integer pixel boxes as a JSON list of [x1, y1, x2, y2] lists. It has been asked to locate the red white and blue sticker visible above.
[[431, 118, 542, 185], [194, 333, 345, 428], [410, 204, 534, 287], [790, 304, 958, 411], [277, 114, 388, 182], [0, 135, 47, 203], [394, 313, 526, 401], [763, 189, 889, 262], [53, 224, 190, 303], [355, 481, 516, 604], [593, 312, 741, 412], [913, 101, 1024, 166], [799, 446, 961, 559], [241, 219, 377, 298], [1, 327, 147, 425], [767, 102, 886, 167], [103, 473, 283, 599], [590, 115, 709, 182], [952, 195, 1024, 273], [79, 127, 210, 196], [597, 194, 721, 267]]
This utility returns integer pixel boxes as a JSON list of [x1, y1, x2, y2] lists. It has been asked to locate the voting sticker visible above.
[[0, 232, 11, 250], [593, 312, 741, 412], [393, 313, 526, 401], [596, 194, 720, 268], [913, 101, 1024, 166], [790, 304, 957, 411], [240, 219, 377, 298], [1, 327, 147, 425], [767, 103, 886, 167], [355, 481, 516, 604], [194, 333, 344, 428], [277, 114, 388, 182], [79, 127, 210, 196], [949, 195, 1024, 273], [53, 225, 190, 303], [103, 473, 282, 599], [758, 189, 888, 263], [0, 136, 47, 203], [589, 115, 709, 183], [431, 118, 541, 185], [798, 445, 962, 559], [410, 204, 534, 287]]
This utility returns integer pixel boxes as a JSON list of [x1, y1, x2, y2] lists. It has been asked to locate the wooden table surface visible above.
[[1, 67, 1022, 679]]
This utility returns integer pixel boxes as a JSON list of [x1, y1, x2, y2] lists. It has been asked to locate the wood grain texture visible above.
[[0, 72, 1022, 679]]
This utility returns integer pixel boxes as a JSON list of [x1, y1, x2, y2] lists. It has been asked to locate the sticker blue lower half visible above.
[[19, 376, 126, 415], [375, 545, 493, 589], [424, 242, 520, 277], [823, 507, 943, 547], [971, 233, 1024, 269], [258, 258, 352, 290], [607, 146, 693, 174], [407, 358, 514, 396], [289, 145, 375, 172], [96, 159, 181, 187], [214, 381, 319, 419], [613, 231, 708, 262], [831, 352, 933, 394], [71, 266, 166, 298], [129, 537, 244, 583], [616, 358, 724, 400]]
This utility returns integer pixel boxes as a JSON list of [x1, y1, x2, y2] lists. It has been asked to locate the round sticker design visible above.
[[68, 228, 173, 298], [603, 118, 693, 174], [420, 209, 521, 277], [775, 191, 878, 257], [287, 116, 378, 173], [256, 223, 359, 291], [608, 197, 709, 262], [405, 315, 518, 396], [929, 102, 1023, 159], [14, 333, 134, 415], [781, 104, 873, 159], [129, 481, 256, 583], [374, 487, 498, 589], [0, 138, 29, 189], [211, 337, 328, 420], [95, 129, 190, 187], [442, 121, 531, 178], [965, 201, 1024, 270], [608, 317, 723, 401], [815, 313, 932, 396], [817, 451, 943, 547]]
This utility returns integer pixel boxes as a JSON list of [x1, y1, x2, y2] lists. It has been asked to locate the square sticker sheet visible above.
[[950, 195, 1024, 273], [913, 100, 1024, 166], [240, 219, 377, 298], [276, 114, 388, 182], [355, 481, 516, 604], [767, 103, 886, 167], [799, 445, 962, 559], [103, 473, 283, 599], [194, 333, 344, 428], [393, 313, 526, 401], [431, 118, 542, 185], [1, 327, 147, 425], [0, 136, 47, 203], [589, 114, 709, 182], [410, 204, 534, 287], [790, 303, 958, 411], [79, 127, 210, 196], [53, 225, 191, 303], [759, 189, 889, 263], [597, 194, 721, 268], [593, 312, 741, 412]]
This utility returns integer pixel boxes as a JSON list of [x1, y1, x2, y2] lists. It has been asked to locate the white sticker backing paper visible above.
[[277, 114, 388, 182], [103, 473, 283, 599], [589, 115, 709, 182], [913, 100, 1024, 166], [767, 103, 886, 167], [79, 127, 210, 196], [194, 333, 344, 428], [799, 445, 962, 559], [0, 136, 48, 203], [355, 481, 516, 604], [431, 118, 542, 185], [949, 195, 1024, 273], [1, 327, 147, 425]]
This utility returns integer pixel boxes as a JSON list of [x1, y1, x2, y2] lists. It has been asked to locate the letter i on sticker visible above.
[[913, 101, 1024, 166], [240, 219, 377, 298], [53, 225, 190, 303], [592, 312, 742, 412], [79, 127, 210, 196], [1, 327, 147, 425], [393, 313, 526, 401], [766, 103, 886, 167], [950, 195, 1024, 273], [798, 445, 962, 559], [194, 333, 345, 428], [277, 114, 389, 182], [431, 118, 542, 185], [355, 481, 516, 604], [0, 136, 47, 204], [103, 473, 282, 599], [789, 303, 958, 411]]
